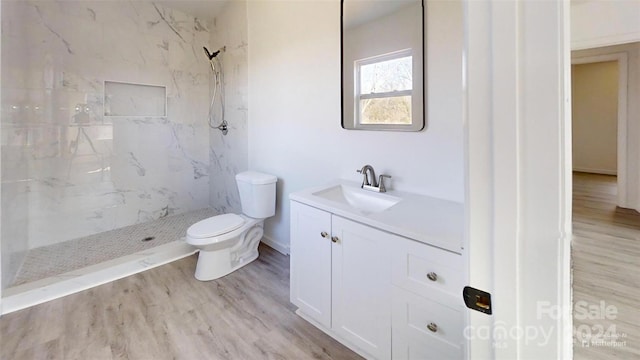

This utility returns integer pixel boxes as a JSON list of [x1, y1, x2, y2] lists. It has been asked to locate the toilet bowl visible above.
[[186, 171, 277, 281]]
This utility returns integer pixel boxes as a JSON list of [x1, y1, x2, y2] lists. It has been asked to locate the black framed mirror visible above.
[[341, 0, 425, 131]]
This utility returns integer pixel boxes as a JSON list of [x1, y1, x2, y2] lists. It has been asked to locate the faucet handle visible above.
[[378, 174, 392, 193], [357, 168, 370, 186]]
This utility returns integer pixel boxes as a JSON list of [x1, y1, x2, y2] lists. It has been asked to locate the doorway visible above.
[[570, 44, 640, 358], [571, 52, 628, 208]]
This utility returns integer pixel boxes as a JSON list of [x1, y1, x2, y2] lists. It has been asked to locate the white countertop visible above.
[[289, 180, 464, 254]]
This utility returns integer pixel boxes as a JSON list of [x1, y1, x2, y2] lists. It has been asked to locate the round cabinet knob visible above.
[[427, 322, 438, 333], [320, 231, 328, 238], [331, 236, 339, 243], [426, 272, 438, 282]]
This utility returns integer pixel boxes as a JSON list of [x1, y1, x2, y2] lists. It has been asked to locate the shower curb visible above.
[[1, 241, 197, 315]]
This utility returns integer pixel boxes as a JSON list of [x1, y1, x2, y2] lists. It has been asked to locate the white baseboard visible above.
[[573, 167, 617, 176], [261, 235, 289, 255]]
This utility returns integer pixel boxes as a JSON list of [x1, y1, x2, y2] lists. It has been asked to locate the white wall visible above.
[[247, 0, 464, 250], [571, 0, 640, 50], [572, 61, 618, 175]]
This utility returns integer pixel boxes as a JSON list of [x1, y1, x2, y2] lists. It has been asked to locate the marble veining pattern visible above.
[[104, 81, 167, 117], [1, 0, 213, 287], [208, 1, 249, 214]]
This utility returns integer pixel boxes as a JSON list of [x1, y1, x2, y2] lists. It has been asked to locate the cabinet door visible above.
[[331, 216, 392, 360], [290, 201, 332, 328], [392, 286, 464, 360]]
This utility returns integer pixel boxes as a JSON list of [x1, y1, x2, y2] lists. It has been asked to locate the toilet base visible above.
[[192, 221, 264, 281], [194, 247, 259, 281]]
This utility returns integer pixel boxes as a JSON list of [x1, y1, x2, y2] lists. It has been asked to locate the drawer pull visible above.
[[427, 322, 438, 333], [331, 236, 339, 243], [426, 272, 438, 282], [320, 231, 329, 238]]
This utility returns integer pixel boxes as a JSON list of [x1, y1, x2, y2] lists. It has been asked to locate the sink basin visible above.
[[312, 184, 401, 214]]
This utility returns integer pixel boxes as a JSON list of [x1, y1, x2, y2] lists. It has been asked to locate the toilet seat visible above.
[[187, 214, 245, 239]]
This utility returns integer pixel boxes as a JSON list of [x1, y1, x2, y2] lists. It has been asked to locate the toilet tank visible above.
[[235, 171, 277, 219]]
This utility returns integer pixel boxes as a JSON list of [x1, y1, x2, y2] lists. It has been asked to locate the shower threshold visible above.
[[2, 208, 216, 315]]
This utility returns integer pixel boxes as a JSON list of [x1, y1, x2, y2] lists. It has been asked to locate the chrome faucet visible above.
[[357, 164, 377, 187], [357, 165, 391, 193]]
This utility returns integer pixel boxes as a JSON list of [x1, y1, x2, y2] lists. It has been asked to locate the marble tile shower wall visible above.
[[1, 1, 212, 269], [208, 1, 249, 214]]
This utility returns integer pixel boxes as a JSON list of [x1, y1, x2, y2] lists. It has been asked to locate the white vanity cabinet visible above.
[[290, 201, 392, 359], [331, 215, 393, 359], [290, 201, 332, 328], [390, 236, 465, 359], [289, 181, 466, 360]]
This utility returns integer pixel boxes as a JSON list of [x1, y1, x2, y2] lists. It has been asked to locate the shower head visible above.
[[204, 46, 221, 60]]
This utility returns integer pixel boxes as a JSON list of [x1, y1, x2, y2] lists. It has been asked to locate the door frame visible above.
[[571, 52, 629, 208], [464, 1, 572, 358]]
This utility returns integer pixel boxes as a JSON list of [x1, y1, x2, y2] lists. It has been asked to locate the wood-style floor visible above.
[[3, 173, 638, 360], [572, 172, 640, 359], [0, 244, 360, 360]]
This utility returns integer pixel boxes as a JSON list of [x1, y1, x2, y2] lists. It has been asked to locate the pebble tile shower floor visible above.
[[10, 208, 217, 287]]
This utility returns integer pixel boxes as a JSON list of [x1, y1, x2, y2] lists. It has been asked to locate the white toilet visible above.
[[186, 171, 277, 281]]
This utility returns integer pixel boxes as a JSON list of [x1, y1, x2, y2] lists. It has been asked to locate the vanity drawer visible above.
[[392, 287, 464, 360], [392, 237, 463, 300]]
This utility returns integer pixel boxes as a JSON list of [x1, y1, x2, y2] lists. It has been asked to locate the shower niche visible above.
[[104, 81, 167, 117]]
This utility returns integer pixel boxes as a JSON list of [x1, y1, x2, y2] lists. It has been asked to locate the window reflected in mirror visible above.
[[357, 50, 413, 125], [342, 0, 424, 131]]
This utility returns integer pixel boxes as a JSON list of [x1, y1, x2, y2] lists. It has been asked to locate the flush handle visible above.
[[320, 231, 329, 238], [426, 272, 438, 282], [427, 322, 438, 333]]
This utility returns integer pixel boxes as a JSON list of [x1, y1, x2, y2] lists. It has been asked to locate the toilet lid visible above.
[[187, 214, 245, 239]]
